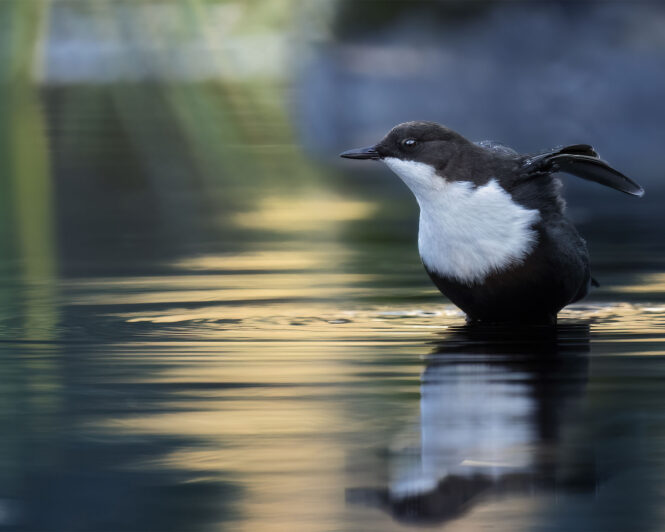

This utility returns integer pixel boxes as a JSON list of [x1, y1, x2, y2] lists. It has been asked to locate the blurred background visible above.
[[1, 1, 665, 531], [2, 0, 664, 282]]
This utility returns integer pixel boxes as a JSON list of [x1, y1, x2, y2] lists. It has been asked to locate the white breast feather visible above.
[[383, 158, 540, 285]]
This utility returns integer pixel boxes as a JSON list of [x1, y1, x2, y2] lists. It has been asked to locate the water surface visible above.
[[2, 222, 665, 531]]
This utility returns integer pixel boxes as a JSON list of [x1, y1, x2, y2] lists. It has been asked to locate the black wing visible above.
[[521, 144, 644, 197]]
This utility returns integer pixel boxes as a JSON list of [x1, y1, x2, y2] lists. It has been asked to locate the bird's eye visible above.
[[402, 138, 418, 148]]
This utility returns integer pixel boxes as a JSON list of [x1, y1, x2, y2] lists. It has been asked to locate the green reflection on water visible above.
[[0, 0, 58, 336]]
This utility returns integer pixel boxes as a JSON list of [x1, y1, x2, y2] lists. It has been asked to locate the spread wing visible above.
[[521, 144, 644, 197]]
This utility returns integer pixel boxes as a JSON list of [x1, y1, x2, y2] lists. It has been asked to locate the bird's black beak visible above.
[[339, 145, 380, 160]]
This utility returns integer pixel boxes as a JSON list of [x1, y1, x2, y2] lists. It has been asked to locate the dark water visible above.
[[2, 2, 665, 529], [2, 251, 665, 531]]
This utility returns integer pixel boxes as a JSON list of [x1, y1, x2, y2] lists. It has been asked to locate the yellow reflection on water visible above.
[[173, 250, 327, 271], [611, 273, 665, 294], [90, 311, 432, 532], [566, 303, 665, 338], [232, 195, 378, 231], [68, 272, 372, 305]]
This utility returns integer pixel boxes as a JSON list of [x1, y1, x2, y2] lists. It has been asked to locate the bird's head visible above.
[[340, 121, 477, 193]]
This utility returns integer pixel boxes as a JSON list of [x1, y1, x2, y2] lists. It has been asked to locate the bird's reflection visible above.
[[349, 322, 594, 525]]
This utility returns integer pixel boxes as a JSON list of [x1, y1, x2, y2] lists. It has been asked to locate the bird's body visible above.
[[341, 122, 643, 324]]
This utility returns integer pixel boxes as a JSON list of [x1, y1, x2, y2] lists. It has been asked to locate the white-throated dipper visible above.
[[340, 121, 644, 324]]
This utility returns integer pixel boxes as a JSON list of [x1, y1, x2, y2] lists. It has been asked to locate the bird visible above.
[[340, 121, 644, 325]]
